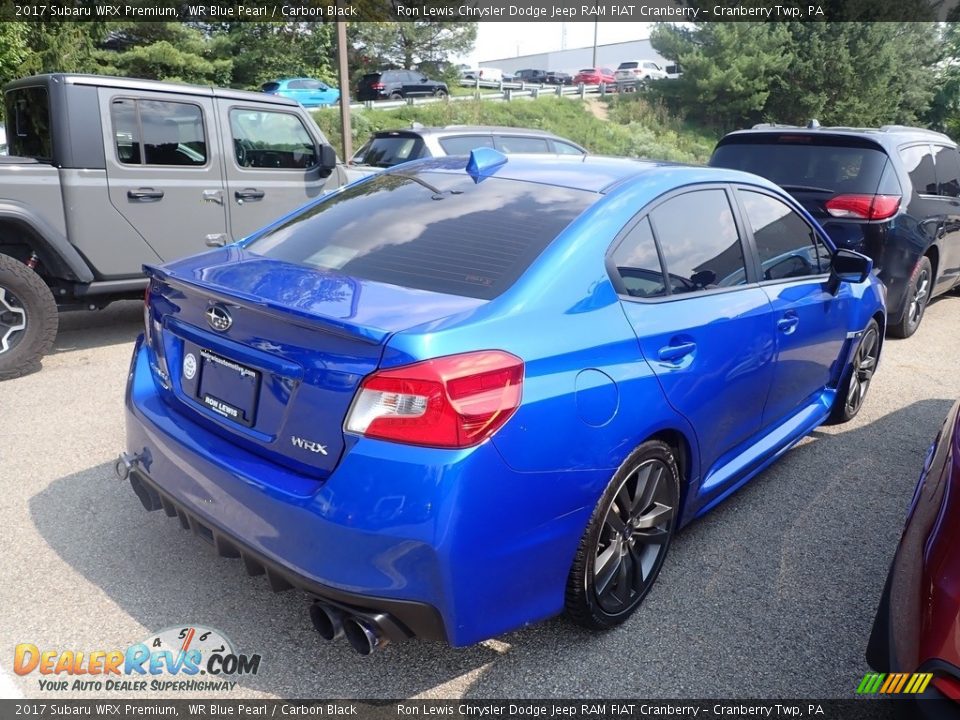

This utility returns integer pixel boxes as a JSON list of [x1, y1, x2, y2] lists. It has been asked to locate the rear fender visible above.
[[0, 201, 94, 282]]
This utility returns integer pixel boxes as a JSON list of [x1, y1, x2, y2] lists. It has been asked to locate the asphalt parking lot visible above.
[[1, 293, 959, 700]]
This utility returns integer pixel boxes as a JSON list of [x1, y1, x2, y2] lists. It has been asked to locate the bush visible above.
[[312, 96, 717, 164]]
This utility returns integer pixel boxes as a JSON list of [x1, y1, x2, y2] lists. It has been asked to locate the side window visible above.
[[439, 135, 494, 155], [112, 98, 206, 167], [229, 109, 317, 169], [111, 98, 141, 165], [934, 145, 960, 198], [651, 189, 747, 294], [611, 217, 666, 298], [900, 144, 937, 195], [740, 191, 830, 281], [552, 141, 584, 156], [287, 80, 305, 90], [497, 136, 551, 154]]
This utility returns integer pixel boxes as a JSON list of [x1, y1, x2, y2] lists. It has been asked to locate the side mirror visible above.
[[317, 143, 337, 178], [827, 248, 872, 294]]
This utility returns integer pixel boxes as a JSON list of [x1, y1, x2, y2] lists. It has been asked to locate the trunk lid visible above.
[[146, 247, 485, 479]]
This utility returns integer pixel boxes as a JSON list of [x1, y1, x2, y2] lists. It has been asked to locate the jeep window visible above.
[[899, 144, 937, 195], [553, 141, 585, 156], [933, 145, 960, 198], [6, 86, 52, 161], [111, 98, 207, 167], [229, 109, 317, 170]]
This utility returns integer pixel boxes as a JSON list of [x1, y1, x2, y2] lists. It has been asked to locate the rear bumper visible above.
[[124, 337, 600, 646]]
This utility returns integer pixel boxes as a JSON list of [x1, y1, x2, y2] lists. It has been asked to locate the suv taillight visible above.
[[345, 351, 523, 448], [825, 194, 901, 220]]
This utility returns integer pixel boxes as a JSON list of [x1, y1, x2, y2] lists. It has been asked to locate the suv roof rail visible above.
[[879, 124, 951, 139], [751, 123, 802, 129]]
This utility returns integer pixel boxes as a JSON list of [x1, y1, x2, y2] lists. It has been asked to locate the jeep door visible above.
[[216, 100, 333, 240], [100, 90, 229, 261]]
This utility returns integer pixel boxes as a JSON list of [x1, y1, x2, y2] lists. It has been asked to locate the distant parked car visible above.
[[868, 400, 960, 707], [515, 69, 550, 84], [260, 78, 339, 107], [573, 67, 616, 85], [545, 72, 573, 86], [351, 126, 586, 170], [710, 123, 960, 338], [357, 70, 448, 101], [615, 60, 668, 90]]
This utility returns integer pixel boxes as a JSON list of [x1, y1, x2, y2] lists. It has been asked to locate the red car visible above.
[[572, 67, 615, 85], [868, 400, 960, 711]]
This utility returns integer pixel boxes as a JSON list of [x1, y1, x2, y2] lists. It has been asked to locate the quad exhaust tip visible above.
[[309, 602, 344, 641], [342, 615, 387, 656]]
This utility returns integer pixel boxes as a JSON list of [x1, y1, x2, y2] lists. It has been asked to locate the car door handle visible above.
[[657, 341, 696, 362], [127, 188, 164, 201], [235, 189, 265, 203], [777, 314, 800, 334]]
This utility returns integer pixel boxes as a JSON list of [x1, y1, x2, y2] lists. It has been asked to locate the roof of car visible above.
[[374, 125, 570, 139], [721, 124, 955, 147], [6, 73, 299, 107], [389, 154, 782, 194]]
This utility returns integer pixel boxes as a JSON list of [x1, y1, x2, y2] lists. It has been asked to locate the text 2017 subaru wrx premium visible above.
[[121, 152, 885, 653]]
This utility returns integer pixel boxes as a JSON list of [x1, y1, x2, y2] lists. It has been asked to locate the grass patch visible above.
[[313, 96, 717, 164]]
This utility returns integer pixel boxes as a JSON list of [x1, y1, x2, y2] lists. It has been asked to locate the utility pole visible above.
[[592, 18, 598, 67], [336, 20, 352, 161]]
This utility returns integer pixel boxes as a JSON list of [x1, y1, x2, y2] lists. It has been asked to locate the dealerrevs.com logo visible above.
[[13, 625, 261, 693]]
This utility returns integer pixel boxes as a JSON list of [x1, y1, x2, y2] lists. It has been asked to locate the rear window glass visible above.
[[353, 135, 426, 167], [246, 172, 596, 300], [711, 139, 890, 194], [439, 135, 494, 155], [900, 144, 937, 195], [261, 82, 280, 92], [618, 62, 639, 69], [6, 86, 52, 161]]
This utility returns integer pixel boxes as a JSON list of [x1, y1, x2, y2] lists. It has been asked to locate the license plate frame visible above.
[[195, 348, 261, 427]]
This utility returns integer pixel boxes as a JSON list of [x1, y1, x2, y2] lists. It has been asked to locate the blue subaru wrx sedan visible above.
[[122, 150, 885, 653]]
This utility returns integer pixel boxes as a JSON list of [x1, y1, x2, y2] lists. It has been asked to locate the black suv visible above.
[[515, 69, 549, 84], [357, 70, 448, 101], [711, 124, 960, 338]]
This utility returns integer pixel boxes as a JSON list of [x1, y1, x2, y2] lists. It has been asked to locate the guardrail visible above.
[[346, 79, 624, 112]]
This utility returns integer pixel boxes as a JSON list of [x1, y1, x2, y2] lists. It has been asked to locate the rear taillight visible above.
[[345, 351, 524, 448], [143, 286, 151, 344], [825, 194, 900, 220], [143, 283, 170, 387], [372, 82, 384, 90], [933, 675, 960, 701]]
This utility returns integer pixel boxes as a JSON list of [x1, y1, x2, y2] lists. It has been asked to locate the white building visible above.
[[479, 38, 669, 75]]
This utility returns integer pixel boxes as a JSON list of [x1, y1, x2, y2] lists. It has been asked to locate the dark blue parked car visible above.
[[711, 124, 960, 338], [261, 78, 339, 107], [121, 151, 885, 653]]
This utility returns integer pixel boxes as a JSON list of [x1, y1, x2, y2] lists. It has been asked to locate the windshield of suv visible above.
[[618, 62, 639, 70], [246, 172, 596, 300], [5, 86, 52, 161], [711, 137, 893, 194]]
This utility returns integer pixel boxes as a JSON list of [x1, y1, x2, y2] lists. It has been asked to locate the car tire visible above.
[[565, 439, 680, 630], [0, 253, 58, 381], [389, 92, 403, 100], [434, 88, 448, 99], [890, 255, 932, 339], [827, 318, 880, 425]]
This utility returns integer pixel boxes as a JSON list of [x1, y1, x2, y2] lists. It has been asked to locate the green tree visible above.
[[20, 22, 106, 75], [0, 23, 29, 88], [652, 21, 939, 132], [351, 21, 476, 70], [97, 23, 231, 85]]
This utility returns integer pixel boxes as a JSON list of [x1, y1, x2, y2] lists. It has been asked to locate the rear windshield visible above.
[[578, 69, 595, 74], [5, 86, 52, 161], [711, 137, 891, 194], [352, 135, 426, 167], [246, 172, 596, 300], [361, 74, 382, 83], [618, 62, 639, 70], [260, 82, 280, 92]]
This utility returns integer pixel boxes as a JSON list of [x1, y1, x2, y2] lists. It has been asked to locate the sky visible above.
[[463, 22, 655, 64]]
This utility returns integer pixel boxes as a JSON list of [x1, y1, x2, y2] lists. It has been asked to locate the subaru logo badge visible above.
[[206, 304, 233, 332]]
